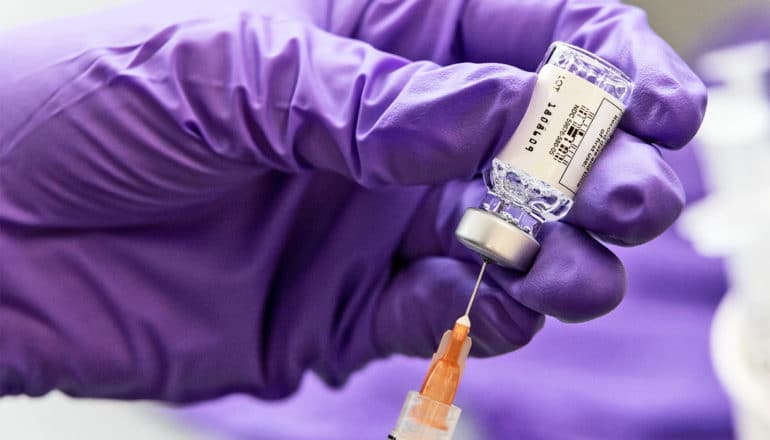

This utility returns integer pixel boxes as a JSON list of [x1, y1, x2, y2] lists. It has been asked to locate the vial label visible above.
[[496, 64, 625, 197]]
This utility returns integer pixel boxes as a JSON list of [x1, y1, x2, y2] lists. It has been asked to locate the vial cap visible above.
[[455, 208, 540, 271]]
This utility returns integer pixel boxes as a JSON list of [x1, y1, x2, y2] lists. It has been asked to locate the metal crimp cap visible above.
[[455, 208, 540, 271]]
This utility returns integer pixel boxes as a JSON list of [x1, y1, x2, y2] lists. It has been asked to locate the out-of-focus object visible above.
[[0, 0, 138, 30], [625, 0, 768, 54], [680, 17, 770, 439], [0, 392, 219, 440], [455, 42, 634, 271]]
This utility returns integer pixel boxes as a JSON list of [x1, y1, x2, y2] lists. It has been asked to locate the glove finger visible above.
[[483, 222, 626, 323], [351, 0, 706, 149], [400, 133, 684, 260], [371, 257, 545, 360], [400, 204, 626, 324], [1, 10, 539, 213], [377, 221, 625, 362], [565, 131, 685, 246]]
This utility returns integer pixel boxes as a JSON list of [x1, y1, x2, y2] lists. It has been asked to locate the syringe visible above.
[[388, 260, 488, 440], [390, 41, 633, 440]]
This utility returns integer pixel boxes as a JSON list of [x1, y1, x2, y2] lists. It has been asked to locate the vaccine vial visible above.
[[456, 42, 634, 270]]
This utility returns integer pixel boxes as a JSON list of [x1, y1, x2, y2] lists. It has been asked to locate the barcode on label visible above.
[[558, 98, 622, 193], [552, 105, 594, 166]]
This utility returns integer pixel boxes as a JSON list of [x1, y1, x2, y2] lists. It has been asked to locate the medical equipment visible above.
[[390, 43, 633, 439], [456, 41, 634, 271], [389, 261, 486, 440]]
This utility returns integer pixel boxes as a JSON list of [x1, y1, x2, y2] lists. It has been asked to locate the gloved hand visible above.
[[0, 0, 705, 402]]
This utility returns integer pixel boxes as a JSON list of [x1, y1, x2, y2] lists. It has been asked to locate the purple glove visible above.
[[0, 0, 705, 401], [177, 146, 735, 439]]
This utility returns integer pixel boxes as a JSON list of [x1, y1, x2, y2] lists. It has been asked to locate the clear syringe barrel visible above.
[[390, 321, 471, 440], [456, 42, 634, 270], [388, 391, 461, 440]]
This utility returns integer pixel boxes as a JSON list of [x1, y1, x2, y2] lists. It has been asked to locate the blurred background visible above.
[[1, 0, 769, 439], [624, 0, 767, 52], [3, 0, 768, 53]]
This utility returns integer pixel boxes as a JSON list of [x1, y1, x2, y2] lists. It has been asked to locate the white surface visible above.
[[0, 393, 219, 440], [711, 295, 770, 440], [0, 0, 137, 31]]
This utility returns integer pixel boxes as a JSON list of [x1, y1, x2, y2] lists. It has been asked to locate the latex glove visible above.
[[0, 0, 705, 401]]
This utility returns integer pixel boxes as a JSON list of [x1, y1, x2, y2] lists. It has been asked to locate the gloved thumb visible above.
[[315, 219, 626, 385], [313, 256, 544, 387]]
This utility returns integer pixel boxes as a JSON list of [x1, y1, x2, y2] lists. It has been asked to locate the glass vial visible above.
[[456, 42, 634, 270]]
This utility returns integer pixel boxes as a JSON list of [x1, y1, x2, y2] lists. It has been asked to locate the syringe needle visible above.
[[404, 261, 487, 433], [463, 258, 489, 319]]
